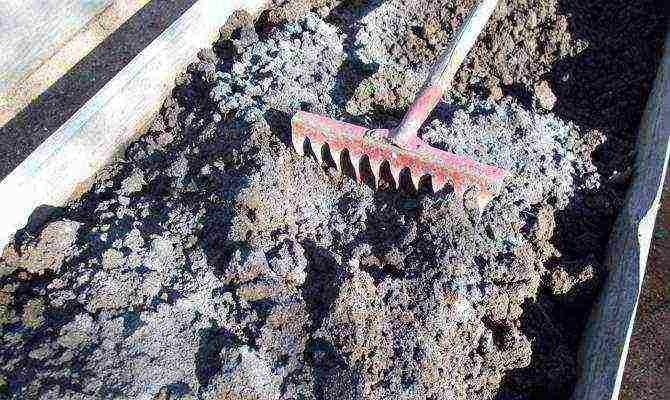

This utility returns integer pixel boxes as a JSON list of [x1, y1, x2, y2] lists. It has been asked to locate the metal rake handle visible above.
[[391, 0, 499, 146]]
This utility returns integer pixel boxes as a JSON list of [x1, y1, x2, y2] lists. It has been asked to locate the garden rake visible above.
[[291, 0, 506, 211]]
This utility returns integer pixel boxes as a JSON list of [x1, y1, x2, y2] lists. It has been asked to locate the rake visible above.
[[291, 0, 506, 211]]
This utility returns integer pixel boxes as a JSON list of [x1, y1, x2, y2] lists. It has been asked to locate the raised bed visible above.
[[0, 0, 667, 399]]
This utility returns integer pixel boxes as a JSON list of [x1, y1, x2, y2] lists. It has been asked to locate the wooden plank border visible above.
[[0, 0, 152, 128], [0, 0, 268, 250], [573, 30, 670, 400]]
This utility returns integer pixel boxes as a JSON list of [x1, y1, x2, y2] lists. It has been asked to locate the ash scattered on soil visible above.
[[0, 0, 666, 399]]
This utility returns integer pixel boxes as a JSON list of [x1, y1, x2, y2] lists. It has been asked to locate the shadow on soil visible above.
[[496, 1, 667, 399], [0, 272, 96, 396], [326, 0, 385, 116], [300, 240, 359, 399], [195, 327, 240, 389]]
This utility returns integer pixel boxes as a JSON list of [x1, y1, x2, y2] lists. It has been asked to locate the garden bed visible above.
[[0, 0, 666, 399]]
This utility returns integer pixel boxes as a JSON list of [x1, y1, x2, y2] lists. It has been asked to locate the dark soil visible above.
[[0, 0, 666, 399]]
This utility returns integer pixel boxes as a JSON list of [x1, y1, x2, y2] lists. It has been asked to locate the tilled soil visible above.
[[0, 0, 666, 399]]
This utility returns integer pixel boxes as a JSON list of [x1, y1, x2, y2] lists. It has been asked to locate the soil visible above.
[[0, 0, 666, 399]]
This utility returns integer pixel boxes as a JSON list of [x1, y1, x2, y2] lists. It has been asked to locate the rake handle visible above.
[[391, 0, 499, 147]]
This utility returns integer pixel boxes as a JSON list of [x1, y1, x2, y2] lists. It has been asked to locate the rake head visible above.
[[289, 0, 507, 211], [291, 110, 507, 211]]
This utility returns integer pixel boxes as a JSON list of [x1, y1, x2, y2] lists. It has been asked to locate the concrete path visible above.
[[0, 0, 195, 180]]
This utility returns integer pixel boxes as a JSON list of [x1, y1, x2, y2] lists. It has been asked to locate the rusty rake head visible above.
[[291, 110, 507, 210], [289, 0, 506, 211]]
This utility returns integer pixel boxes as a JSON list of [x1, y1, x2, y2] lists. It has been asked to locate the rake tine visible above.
[[350, 154, 362, 182], [310, 141, 324, 164], [432, 175, 447, 193], [389, 165, 403, 188], [292, 133, 305, 155], [477, 191, 494, 212], [410, 172, 422, 191], [330, 148, 343, 170], [369, 159, 383, 187]]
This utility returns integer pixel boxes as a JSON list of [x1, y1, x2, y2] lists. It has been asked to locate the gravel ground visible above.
[[0, 0, 666, 399]]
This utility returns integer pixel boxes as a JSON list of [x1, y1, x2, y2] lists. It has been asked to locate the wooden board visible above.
[[0, 0, 268, 251], [0, 0, 151, 128], [572, 30, 670, 400]]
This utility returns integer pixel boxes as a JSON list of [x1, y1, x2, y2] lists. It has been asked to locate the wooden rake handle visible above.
[[391, 0, 499, 146]]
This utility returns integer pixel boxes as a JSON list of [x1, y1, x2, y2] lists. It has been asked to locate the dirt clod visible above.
[[534, 80, 557, 111], [2, 220, 81, 276]]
